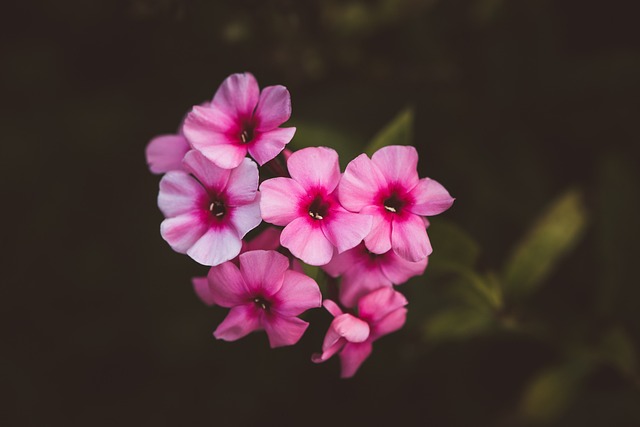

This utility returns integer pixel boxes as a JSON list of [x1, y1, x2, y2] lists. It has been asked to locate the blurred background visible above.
[[2, 0, 639, 425]]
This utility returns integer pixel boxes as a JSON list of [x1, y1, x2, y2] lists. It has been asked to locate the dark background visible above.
[[2, 0, 639, 426]]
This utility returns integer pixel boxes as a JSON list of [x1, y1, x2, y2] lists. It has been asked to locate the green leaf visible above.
[[363, 107, 413, 156], [502, 189, 588, 300], [427, 218, 480, 270], [600, 327, 637, 378], [423, 305, 494, 342]]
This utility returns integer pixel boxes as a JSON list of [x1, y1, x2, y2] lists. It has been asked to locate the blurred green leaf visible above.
[[502, 189, 588, 300], [599, 327, 637, 378], [423, 305, 494, 342], [363, 107, 413, 156], [428, 218, 480, 270]]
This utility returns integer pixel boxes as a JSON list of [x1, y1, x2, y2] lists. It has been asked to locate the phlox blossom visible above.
[[312, 287, 408, 378], [183, 73, 296, 169], [339, 145, 454, 262], [208, 250, 322, 348]]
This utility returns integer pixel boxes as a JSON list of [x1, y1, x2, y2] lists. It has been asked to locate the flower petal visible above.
[[146, 134, 190, 174], [339, 268, 392, 308], [229, 197, 262, 238], [259, 177, 306, 226], [339, 153, 386, 212], [322, 208, 372, 253], [323, 299, 343, 317], [213, 304, 261, 342], [248, 127, 296, 166], [225, 158, 259, 205], [160, 212, 207, 253], [192, 276, 215, 306], [362, 207, 392, 254], [409, 177, 455, 216], [321, 246, 359, 278], [207, 260, 250, 307], [263, 315, 308, 348], [254, 85, 292, 131], [244, 227, 281, 252], [238, 250, 289, 296], [379, 250, 428, 285], [311, 338, 345, 364], [182, 150, 231, 190], [280, 217, 335, 266], [158, 171, 207, 217], [331, 313, 370, 343], [287, 147, 341, 193], [357, 287, 408, 325], [371, 145, 419, 187], [371, 307, 407, 340], [271, 270, 321, 316], [187, 226, 242, 266], [211, 72, 260, 120], [391, 214, 432, 262], [339, 341, 373, 378]]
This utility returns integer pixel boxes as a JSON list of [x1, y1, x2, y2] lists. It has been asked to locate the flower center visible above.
[[308, 195, 330, 220], [253, 297, 270, 311], [240, 127, 254, 144], [383, 193, 405, 213], [209, 200, 226, 218]]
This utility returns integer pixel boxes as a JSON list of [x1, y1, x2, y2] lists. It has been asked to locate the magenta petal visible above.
[[158, 172, 207, 217], [322, 209, 372, 253], [207, 260, 250, 307], [362, 207, 392, 254], [391, 214, 432, 262], [263, 315, 308, 348], [371, 145, 419, 188], [259, 177, 306, 226], [371, 307, 407, 340], [211, 72, 260, 119], [160, 213, 207, 253], [271, 270, 321, 316], [248, 127, 296, 166], [182, 150, 231, 190], [213, 304, 261, 342], [238, 250, 289, 296], [409, 177, 455, 216], [311, 338, 345, 364], [229, 198, 262, 238], [254, 85, 292, 131], [146, 134, 190, 174], [339, 341, 373, 378], [321, 247, 357, 278], [287, 147, 341, 193], [339, 153, 386, 212], [187, 226, 242, 266], [358, 287, 408, 324], [331, 313, 370, 343], [281, 217, 335, 266], [192, 276, 215, 306], [339, 269, 392, 308], [379, 250, 428, 285], [244, 227, 281, 252], [323, 299, 343, 317], [225, 158, 259, 205]]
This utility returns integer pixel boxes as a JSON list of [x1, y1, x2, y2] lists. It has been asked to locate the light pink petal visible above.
[[238, 250, 288, 296], [248, 127, 296, 166], [409, 177, 455, 216], [263, 315, 308, 348], [280, 217, 335, 266], [197, 141, 248, 170], [322, 208, 372, 253], [287, 147, 341, 193], [321, 247, 358, 278], [158, 172, 207, 217], [192, 276, 215, 306], [331, 313, 370, 343], [339, 153, 386, 212], [224, 158, 259, 205], [207, 260, 250, 307], [213, 304, 261, 342], [211, 72, 260, 119], [160, 213, 207, 253], [244, 227, 281, 252], [391, 214, 432, 262], [259, 177, 306, 226], [146, 134, 190, 174], [339, 269, 392, 308], [362, 206, 392, 254], [340, 341, 373, 378], [254, 85, 292, 131], [271, 270, 321, 316], [379, 250, 428, 284], [182, 150, 231, 190], [323, 299, 343, 317], [371, 307, 407, 340], [371, 145, 419, 187], [357, 287, 408, 325], [187, 226, 242, 266], [229, 197, 262, 238]]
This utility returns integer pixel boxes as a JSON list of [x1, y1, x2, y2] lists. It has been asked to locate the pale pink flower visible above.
[[323, 242, 427, 307], [145, 133, 190, 174], [339, 145, 454, 262], [208, 250, 322, 348], [183, 73, 296, 169], [158, 150, 261, 266], [312, 287, 408, 378], [260, 147, 372, 266]]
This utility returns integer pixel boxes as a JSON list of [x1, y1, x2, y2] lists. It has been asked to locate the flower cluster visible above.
[[146, 72, 454, 377]]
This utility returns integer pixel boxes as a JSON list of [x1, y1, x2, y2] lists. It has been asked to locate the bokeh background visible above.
[[2, 0, 639, 426]]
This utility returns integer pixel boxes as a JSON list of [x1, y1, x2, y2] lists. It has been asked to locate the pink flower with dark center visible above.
[[312, 287, 408, 378], [183, 73, 296, 169], [158, 150, 261, 266], [322, 242, 427, 307], [339, 145, 454, 262], [208, 250, 322, 348], [260, 147, 372, 266]]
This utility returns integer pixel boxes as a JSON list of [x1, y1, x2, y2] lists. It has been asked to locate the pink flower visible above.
[[312, 287, 408, 378], [339, 145, 454, 262], [183, 73, 296, 169], [260, 147, 372, 266], [158, 150, 261, 266], [145, 133, 190, 174], [323, 242, 427, 307], [208, 250, 322, 348]]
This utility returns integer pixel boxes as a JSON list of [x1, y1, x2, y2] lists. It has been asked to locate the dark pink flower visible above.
[[312, 287, 408, 378], [339, 145, 454, 262], [158, 150, 261, 266], [208, 250, 322, 348], [260, 147, 372, 266], [323, 242, 427, 307], [183, 73, 296, 169]]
